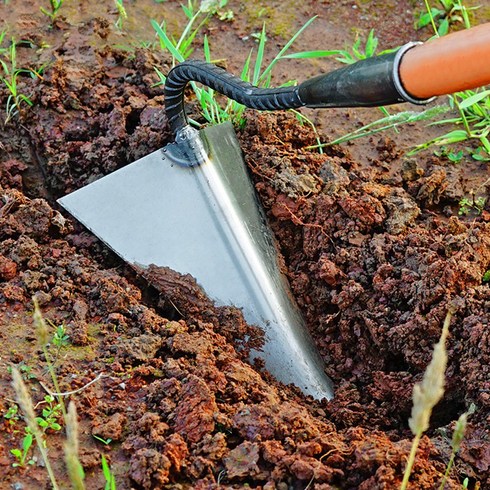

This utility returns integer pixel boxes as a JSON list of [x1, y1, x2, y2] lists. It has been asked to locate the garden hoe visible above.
[[59, 24, 490, 400]]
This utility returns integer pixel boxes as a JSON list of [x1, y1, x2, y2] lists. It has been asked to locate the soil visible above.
[[1, 1, 489, 489]]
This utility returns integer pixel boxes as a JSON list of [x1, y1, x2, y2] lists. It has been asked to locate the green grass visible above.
[[0, 37, 35, 124], [417, 0, 476, 36], [102, 454, 117, 490], [114, 0, 127, 30], [40, 0, 65, 23], [153, 11, 326, 148]]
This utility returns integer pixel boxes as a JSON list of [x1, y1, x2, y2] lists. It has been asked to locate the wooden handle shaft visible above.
[[400, 23, 490, 99]]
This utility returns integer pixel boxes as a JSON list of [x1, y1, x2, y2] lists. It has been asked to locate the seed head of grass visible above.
[[408, 316, 450, 435], [401, 308, 454, 490], [33, 297, 49, 347], [64, 402, 85, 490]]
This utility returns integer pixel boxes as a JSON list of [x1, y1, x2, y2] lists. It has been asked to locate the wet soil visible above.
[[1, 1, 489, 489]]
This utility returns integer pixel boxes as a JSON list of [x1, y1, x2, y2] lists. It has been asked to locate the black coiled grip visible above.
[[164, 46, 426, 137], [164, 60, 304, 134]]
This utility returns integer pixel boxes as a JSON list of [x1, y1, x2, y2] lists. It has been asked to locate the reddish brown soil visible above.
[[1, 1, 489, 489]]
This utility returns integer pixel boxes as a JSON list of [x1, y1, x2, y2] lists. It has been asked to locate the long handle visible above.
[[297, 22, 490, 107], [165, 23, 490, 136], [399, 23, 490, 99]]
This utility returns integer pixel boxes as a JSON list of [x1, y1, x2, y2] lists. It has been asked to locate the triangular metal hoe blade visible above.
[[58, 122, 334, 400]]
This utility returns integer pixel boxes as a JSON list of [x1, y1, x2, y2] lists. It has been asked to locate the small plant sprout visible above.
[[10, 429, 35, 467], [0, 38, 35, 124], [114, 0, 128, 30], [4, 403, 20, 425], [93, 434, 113, 445], [101, 454, 117, 490], [40, 0, 65, 23], [438, 404, 475, 490], [35, 395, 63, 432], [48, 320, 70, 362], [11, 367, 60, 488], [400, 308, 454, 490], [458, 195, 487, 216], [32, 298, 67, 420]]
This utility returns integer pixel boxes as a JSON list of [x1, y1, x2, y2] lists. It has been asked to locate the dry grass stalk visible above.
[[400, 309, 453, 490], [33, 296, 49, 347], [64, 401, 86, 490], [11, 367, 60, 490]]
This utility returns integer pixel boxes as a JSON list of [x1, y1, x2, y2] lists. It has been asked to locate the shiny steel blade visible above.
[[58, 122, 334, 400]]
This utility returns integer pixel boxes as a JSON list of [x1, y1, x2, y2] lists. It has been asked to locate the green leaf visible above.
[[438, 17, 449, 36], [458, 90, 490, 109], [364, 29, 378, 58], [203, 34, 211, 63], [151, 20, 185, 63], [252, 23, 266, 86], [417, 12, 433, 28], [437, 129, 469, 145], [258, 15, 317, 84], [22, 433, 33, 452], [281, 49, 344, 59]]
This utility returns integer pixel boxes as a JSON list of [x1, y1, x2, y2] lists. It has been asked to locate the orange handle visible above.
[[400, 23, 490, 99]]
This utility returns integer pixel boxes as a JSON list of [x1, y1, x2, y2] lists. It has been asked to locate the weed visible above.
[[4, 403, 20, 426], [7, 361, 37, 380], [434, 146, 464, 163], [417, 0, 475, 36], [284, 28, 396, 66], [458, 195, 487, 216], [307, 106, 448, 149], [6, 303, 110, 488], [114, 0, 128, 31], [93, 434, 113, 445], [153, 11, 324, 146], [33, 298, 67, 420], [11, 368, 60, 488], [47, 320, 70, 364], [438, 404, 475, 490], [35, 394, 63, 432], [40, 0, 65, 23], [10, 429, 35, 467], [152, 0, 229, 64], [102, 454, 117, 490], [0, 38, 35, 124], [483, 270, 490, 283], [409, 88, 490, 160]]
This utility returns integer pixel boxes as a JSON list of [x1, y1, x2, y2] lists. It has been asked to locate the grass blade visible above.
[[151, 20, 185, 63], [281, 49, 344, 59], [252, 23, 267, 86], [458, 90, 490, 109]]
